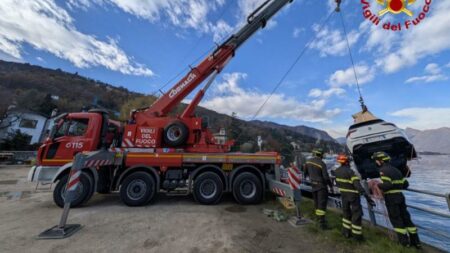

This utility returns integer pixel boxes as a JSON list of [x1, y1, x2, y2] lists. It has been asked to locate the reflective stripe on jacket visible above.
[[378, 164, 409, 195], [334, 165, 364, 195]]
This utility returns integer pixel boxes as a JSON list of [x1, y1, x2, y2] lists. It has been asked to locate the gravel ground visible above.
[[0, 165, 339, 253]]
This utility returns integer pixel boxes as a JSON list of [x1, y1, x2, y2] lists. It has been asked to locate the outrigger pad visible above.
[[288, 216, 310, 228], [38, 224, 82, 239]]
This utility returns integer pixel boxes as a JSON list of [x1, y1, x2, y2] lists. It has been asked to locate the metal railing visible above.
[[406, 188, 450, 216], [300, 176, 450, 250], [363, 187, 450, 248]]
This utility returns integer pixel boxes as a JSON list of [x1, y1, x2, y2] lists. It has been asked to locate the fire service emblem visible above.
[[361, 0, 432, 31]]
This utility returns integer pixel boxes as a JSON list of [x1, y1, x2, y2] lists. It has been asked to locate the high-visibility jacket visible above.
[[378, 163, 409, 195], [304, 157, 331, 191], [334, 165, 365, 195]]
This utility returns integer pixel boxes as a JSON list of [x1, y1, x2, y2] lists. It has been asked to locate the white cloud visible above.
[[212, 20, 234, 42], [359, 18, 399, 54], [425, 63, 440, 75], [328, 64, 375, 87], [376, 1, 450, 73], [405, 75, 447, 84], [390, 108, 450, 130], [310, 24, 360, 57], [308, 87, 345, 98], [237, 0, 266, 17], [0, 0, 153, 76], [292, 27, 305, 38], [67, 0, 104, 10], [405, 63, 448, 83], [201, 73, 341, 123], [70, 0, 229, 42]]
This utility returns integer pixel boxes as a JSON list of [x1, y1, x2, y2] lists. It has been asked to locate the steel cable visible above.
[[338, 10, 366, 109], [233, 8, 337, 144]]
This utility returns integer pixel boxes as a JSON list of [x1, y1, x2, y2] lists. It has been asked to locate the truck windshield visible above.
[[55, 118, 89, 137]]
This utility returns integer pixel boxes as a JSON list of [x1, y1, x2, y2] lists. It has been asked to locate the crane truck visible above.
[[28, 0, 302, 207]]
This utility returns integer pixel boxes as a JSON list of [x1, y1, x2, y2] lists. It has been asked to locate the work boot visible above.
[[409, 233, 422, 249], [342, 228, 351, 238], [397, 233, 410, 247], [319, 217, 329, 230], [353, 233, 364, 242]]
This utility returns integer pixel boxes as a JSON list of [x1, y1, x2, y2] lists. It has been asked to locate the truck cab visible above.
[[30, 110, 121, 183]]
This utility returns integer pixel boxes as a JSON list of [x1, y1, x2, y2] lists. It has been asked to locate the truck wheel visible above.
[[193, 172, 223, 205], [232, 172, 263, 205], [120, 172, 156, 206], [83, 173, 95, 204], [164, 121, 189, 147], [53, 172, 93, 208]]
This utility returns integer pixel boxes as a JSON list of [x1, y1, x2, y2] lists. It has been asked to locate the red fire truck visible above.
[[29, 0, 301, 208]]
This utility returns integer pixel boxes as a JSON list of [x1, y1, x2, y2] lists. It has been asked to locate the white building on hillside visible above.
[[0, 109, 51, 144]]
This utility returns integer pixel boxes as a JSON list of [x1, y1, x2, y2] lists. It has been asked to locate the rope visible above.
[[338, 10, 366, 110], [232, 9, 337, 145]]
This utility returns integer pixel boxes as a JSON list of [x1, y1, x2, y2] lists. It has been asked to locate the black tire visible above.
[[232, 172, 263, 205], [163, 121, 189, 147], [193, 172, 223, 205], [82, 173, 95, 204], [53, 172, 93, 208], [120, 172, 156, 206]]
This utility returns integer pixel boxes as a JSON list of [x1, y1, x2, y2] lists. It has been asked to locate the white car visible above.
[[346, 119, 416, 179]]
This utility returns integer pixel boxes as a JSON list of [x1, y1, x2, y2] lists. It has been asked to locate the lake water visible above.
[[363, 155, 450, 252]]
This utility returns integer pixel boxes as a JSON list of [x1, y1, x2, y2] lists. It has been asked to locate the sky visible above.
[[0, 0, 449, 138]]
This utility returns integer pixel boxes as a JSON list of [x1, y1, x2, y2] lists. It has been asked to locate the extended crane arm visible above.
[[145, 0, 294, 117]]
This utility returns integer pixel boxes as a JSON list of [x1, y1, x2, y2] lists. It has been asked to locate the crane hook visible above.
[[335, 0, 342, 12]]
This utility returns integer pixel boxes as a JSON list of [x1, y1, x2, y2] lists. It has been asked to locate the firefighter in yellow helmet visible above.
[[334, 154, 375, 241], [304, 148, 332, 229], [373, 151, 421, 248]]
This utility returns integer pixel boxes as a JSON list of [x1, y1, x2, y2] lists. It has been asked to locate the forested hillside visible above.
[[0, 60, 343, 160]]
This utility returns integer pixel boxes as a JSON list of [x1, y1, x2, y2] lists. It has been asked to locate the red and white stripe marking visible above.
[[84, 159, 113, 167], [121, 138, 134, 148], [67, 170, 81, 192], [272, 187, 286, 197], [109, 147, 128, 152], [288, 165, 301, 190]]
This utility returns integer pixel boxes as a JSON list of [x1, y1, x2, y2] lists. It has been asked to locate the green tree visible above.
[[0, 130, 32, 150], [38, 93, 57, 116], [16, 89, 44, 111], [119, 96, 157, 120]]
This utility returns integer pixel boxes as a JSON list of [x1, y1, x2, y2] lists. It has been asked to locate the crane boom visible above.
[[144, 0, 294, 117]]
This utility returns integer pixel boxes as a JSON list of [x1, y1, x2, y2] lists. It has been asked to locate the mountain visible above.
[[335, 137, 347, 145], [252, 120, 337, 143], [0, 60, 140, 116], [405, 127, 450, 154], [0, 60, 344, 161]]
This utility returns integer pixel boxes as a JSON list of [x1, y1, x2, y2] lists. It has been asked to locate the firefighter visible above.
[[372, 151, 421, 248], [334, 154, 375, 241], [304, 148, 332, 229]]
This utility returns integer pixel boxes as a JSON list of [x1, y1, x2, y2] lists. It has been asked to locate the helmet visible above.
[[371, 151, 391, 162], [312, 148, 324, 157], [337, 154, 349, 164]]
